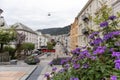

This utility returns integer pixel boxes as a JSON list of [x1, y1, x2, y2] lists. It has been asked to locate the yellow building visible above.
[[70, 17, 79, 50]]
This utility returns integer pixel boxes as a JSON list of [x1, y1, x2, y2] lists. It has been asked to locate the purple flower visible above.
[[112, 52, 120, 58], [64, 64, 70, 70], [52, 67, 57, 72], [100, 21, 108, 27], [109, 15, 116, 20], [76, 48, 81, 51], [44, 73, 50, 77], [103, 33, 113, 41], [71, 59, 78, 64], [115, 63, 120, 70], [58, 68, 65, 73], [90, 56, 96, 60], [110, 75, 117, 80], [89, 32, 99, 39], [114, 59, 120, 70], [48, 61, 53, 66], [70, 77, 79, 80], [110, 48, 114, 52], [93, 46, 106, 55], [93, 38, 103, 45], [81, 50, 91, 57], [73, 63, 80, 69], [82, 63, 89, 69], [89, 41, 94, 46], [61, 59, 67, 65], [71, 50, 76, 54]]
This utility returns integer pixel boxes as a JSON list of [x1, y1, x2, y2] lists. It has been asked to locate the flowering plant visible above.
[[46, 4, 120, 80]]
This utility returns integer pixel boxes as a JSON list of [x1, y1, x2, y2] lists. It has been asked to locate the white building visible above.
[[112, 0, 120, 15], [53, 34, 70, 52], [37, 32, 49, 48], [76, 0, 120, 47], [12, 23, 38, 49], [0, 9, 8, 28]]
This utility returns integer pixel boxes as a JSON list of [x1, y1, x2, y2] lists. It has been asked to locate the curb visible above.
[[37, 65, 49, 80], [20, 65, 38, 80]]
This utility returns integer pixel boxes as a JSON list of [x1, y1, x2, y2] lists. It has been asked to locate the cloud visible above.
[[0, 0, 88, 30]]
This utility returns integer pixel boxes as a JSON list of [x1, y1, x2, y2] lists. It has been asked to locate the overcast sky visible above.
[[0, 0, 88, 30]]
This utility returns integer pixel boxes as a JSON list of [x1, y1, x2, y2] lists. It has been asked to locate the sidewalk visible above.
[[0, 65, 37, 80], [37, 64, 62, 80], [37, 54, 63, 80]]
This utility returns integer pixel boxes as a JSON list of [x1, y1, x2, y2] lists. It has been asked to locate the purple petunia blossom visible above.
[[89, 32, 99, 39], [81, 50, 91, 58], [82, 63, 89, 69], [73, 63, 80, 69], [44, 73, 50, 77], [109, 15, 116, 20], [64, 64, 70, 70], [112, 52, 120, 58], [52, 67, 57, 72], [93, 38, 103, 45], [70, 77, 79, 80], [58, 68, 65, 73], [61, 59, 67, 65], [93, 46, 106, 55], [100, 21, 108, 27], [114, 59, 120, 70], [103, 32, 113, 41], [110, 48, 114, 52], [71, 50, 76, 54], [90, 56, 97, 60], [110, 75, 117, 80]]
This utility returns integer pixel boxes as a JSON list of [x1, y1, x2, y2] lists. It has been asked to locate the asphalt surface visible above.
[[26, 65, 45, 80]]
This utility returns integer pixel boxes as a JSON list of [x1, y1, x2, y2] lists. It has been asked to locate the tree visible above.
[[47, 39, 56, 50], [20, 42, 35, 55], [4, 46, 15, 59], [0, 28, 16, 52]]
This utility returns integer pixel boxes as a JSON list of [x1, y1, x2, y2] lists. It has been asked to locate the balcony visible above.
[[82, 13, 89, 23], [82, 28, 89, 35]]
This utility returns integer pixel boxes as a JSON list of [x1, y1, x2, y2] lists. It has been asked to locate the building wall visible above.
[[37, 32, 48, 48], [0, 14, 8, 28], [17, 30, 38, 49], [70, 18, 79, 50], [112, 0, 120, 15]]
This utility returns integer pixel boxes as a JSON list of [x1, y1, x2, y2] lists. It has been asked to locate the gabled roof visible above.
[[12, 23, 37, 34]]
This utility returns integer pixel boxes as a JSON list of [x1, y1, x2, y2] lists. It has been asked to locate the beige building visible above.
[[70, 18, 79, 50], [12, 23, 38, 49]]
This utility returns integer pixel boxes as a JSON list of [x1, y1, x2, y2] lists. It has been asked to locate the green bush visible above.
[[24, 55, 40, 65]]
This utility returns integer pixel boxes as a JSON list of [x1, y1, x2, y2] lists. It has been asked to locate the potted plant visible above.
[[24, 55, 40, 65]]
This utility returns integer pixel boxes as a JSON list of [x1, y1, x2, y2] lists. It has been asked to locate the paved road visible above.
[[26, 60, 49, 80], [26, 65, 44, 80]]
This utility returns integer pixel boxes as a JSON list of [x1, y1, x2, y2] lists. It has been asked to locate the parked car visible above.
[[33, 50, 41, 55]]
